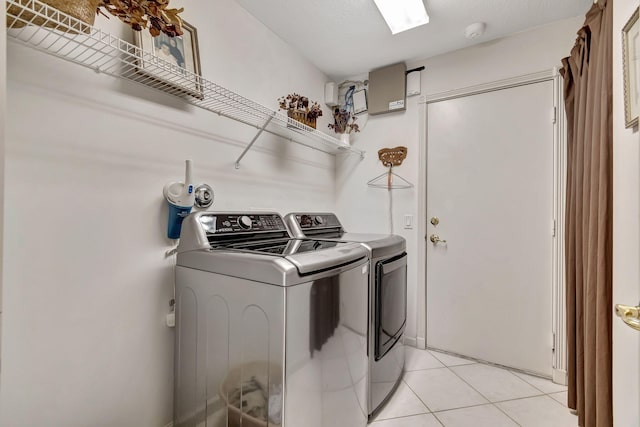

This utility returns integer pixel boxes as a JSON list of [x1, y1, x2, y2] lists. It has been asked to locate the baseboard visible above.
[[404, 336, 427, 349], [553, 368, 568, 385], [403, 336, 417, 347]]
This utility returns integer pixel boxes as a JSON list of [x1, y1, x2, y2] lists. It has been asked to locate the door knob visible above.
[[615, 304, 640, 331], [429, 234, 447, 244]]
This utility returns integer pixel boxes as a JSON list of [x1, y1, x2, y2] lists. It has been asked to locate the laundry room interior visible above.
[[1, 0, 639, 426]]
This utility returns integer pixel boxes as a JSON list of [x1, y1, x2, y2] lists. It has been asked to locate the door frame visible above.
[[416, 69, 568, 383]]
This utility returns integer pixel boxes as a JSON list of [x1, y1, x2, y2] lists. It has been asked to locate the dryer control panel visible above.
[[198, 213, 287, 235], [284, 213, 344, 238], [295, 214, 342, 230]]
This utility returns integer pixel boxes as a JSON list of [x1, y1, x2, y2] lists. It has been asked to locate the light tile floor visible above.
[[372, 347, 577, 427]]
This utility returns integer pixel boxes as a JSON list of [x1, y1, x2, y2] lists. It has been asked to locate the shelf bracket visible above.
[[234, 113, 276, 169]]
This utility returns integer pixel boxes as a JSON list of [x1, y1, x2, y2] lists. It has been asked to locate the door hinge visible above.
[[552, 106, 557, 124], [552, 332, 556, 352], [552, 219, 557, 237]]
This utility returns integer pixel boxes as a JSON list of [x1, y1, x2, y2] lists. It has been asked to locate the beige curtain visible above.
[[560, 1, 613, 426]]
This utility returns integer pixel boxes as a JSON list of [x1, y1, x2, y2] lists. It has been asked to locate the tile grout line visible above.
[[542, 391, 574, 410], [429, 401, 523, 426], [405, 363, 523, 422], [394, 350, 575, 425], [490, 370, 572, 410], [430, 348, 570, 396], [445, 360, 570, 405], [405, 348, 448, 372], [509, 370, 568, 395], [400, 377, 435, 415], [372, 379, 431, 423], [372, 411, 444, 426], [443, 362, 524, 426], [406, 351, 527, 422], [508, 373, 549, 395], [429, 410, 447, 427], [427, 350, 478, 368]]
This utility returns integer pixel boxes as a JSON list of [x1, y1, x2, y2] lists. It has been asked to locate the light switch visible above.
[[404, 214, 413, 229]]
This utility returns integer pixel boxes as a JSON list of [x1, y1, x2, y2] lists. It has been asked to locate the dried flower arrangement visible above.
[[7, 0, 184, 37], [98, 0, 184, 37], [328, 108, 360, 134], [278, 93, 323, 129]]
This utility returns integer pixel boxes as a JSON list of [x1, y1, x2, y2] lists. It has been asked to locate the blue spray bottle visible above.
[[163, 160, 195, 239]]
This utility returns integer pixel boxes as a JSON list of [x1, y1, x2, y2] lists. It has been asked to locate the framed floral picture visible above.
[[133, 19, 203, 98], [623, 7, 639, 128]]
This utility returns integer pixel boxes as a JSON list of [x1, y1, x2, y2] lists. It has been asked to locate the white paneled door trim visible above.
[[416, 94, 428, 350], [551, 72, 568, 385], [423, 69, 557, 104], [417, 68, 567, 383]]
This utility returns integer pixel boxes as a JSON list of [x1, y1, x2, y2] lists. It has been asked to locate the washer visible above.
[[174, 212, 370, 427], [284, 213, 407, 419]]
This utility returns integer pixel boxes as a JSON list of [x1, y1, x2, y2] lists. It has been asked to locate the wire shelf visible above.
[[6, 0, 365, 165]]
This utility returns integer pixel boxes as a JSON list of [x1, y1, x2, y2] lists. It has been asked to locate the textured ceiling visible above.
[[234, 0, 592, 80]]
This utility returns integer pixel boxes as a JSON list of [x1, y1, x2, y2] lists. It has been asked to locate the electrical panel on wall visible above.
[[353, 89, 368, 114], [368, 62, 407, 115]]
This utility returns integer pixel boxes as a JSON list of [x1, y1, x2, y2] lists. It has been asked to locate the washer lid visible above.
[[177, 212, 369, 283], [284, 212, 405, 258], [283, 240, 366, 274], [213, 238, 350, 256], [211, 238, 365, 274], [177, 241, 368, 285]]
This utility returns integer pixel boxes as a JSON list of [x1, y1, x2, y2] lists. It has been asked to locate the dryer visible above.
[[284, 213, 407, 419], [175, 212, 370, 427]]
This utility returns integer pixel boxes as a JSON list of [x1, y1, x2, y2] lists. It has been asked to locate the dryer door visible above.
[[375, 252, 408, 361]]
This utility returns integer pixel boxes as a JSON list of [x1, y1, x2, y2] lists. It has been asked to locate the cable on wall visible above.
[[338, 79, 369, 132], [367, 147, 413, 233]]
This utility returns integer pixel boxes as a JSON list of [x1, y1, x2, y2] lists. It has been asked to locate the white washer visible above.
[[284, 213, 407, 419], [175, 212, 370, 427]]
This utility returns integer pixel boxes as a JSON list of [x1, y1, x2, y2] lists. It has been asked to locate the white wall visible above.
[[336, 16, 585, 345], [0, 1, 337, 426], [612, 0, 640, 424]]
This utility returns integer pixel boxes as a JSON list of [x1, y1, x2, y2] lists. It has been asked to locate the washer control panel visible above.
[[198, 213, 286, 235]]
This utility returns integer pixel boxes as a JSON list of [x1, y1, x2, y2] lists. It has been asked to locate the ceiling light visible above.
[[373, 0, 429, 35]]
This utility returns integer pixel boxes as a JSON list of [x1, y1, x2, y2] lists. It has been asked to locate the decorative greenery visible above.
[[307, 102, 323, 120], [278, 93, 307, 111], [97, 0, 184, 37], [328, 108, 360, 134]]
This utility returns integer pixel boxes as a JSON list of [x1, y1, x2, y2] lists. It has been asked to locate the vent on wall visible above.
[[368, 62, 407, 115]]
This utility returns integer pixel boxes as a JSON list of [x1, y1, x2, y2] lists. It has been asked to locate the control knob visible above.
[[237, 215, 252, 230], [313, 215, 324, 226]]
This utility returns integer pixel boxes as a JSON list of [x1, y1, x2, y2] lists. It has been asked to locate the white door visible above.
[[426, 81, 555, 376], [612, 0, 640, 422]]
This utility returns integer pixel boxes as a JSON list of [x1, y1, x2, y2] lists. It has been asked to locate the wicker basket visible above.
[[304, 116, 317, 129], [219, 361, 283, 427], [7, 0, 100, 31], [287, 109, 317, 129]]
